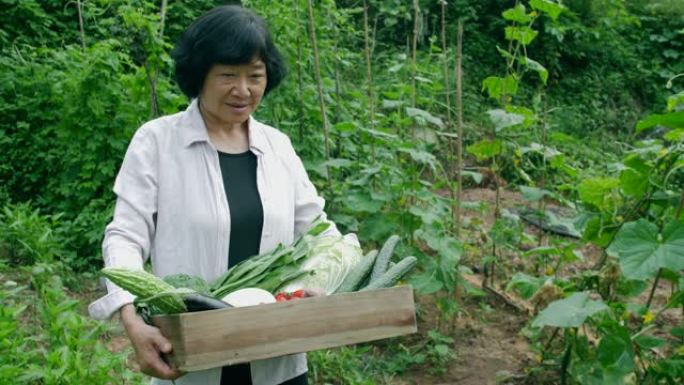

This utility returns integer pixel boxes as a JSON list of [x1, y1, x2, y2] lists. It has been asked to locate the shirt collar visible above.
[[181, 98, 267, 156]]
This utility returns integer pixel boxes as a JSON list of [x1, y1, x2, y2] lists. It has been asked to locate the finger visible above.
[[146, 356, 182, 380], [152, 332, 173, 354]]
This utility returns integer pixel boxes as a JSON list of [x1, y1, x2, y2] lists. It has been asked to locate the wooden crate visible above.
[[152, 285, 417, 372]]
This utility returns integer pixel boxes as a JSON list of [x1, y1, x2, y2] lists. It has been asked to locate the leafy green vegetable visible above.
[[163, 274, 210, 294], [280, 233, 363, 294]]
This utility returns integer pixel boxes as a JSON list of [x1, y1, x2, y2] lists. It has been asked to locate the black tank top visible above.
[[218, 150, 262, 385]]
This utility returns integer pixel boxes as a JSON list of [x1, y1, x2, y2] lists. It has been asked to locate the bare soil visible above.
[[397, 294, 533, 385]]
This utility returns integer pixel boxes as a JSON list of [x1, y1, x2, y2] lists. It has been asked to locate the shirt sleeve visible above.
[[88, 126, 158, 320]]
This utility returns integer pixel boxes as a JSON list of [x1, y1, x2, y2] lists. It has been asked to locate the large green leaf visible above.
[[487, 109, 525, 132], [406, 107, 444, 129], [502, 4, 533, 24], [530, 0, 564, 20], [506, 272, 547, 299], [619, 168, 648, 199], [578, 177, 620, 211], [505, 26, 539, 45], [519, 185, 554, 202], [522, 57, 548, 84], [532, 291, 608, 328], [607, 220, 684, 280], [482, 75, 519, 100], [636, 111, 684, 133], [598, 328, 635, 379], [466, 139, 503, 162]]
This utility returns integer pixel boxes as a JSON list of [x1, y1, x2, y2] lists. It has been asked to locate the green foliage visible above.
[[2, 1, 683, 383], [0, 263, 143, 385], [607, 219, 684, 280], [532, 291, 609, 328], [0, 203, 65, 265]]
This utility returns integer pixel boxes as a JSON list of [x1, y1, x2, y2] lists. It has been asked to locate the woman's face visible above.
[[199, 59, 267, 128]]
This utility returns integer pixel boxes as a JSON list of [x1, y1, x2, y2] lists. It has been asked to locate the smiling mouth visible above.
[[226, 103, 249, 109]]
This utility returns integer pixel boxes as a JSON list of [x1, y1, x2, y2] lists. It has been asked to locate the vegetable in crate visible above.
[[278, 233, 363, 294], [210, 219, 363, 297], [163, 273, 211, 294], [334, 249, 378, 293], [361, 256, 417, 291], [101, 268, 187, 314]]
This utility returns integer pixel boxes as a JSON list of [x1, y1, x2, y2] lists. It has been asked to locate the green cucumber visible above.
[[369, 235, 400, 282], [335, 250, 379, 293], [361, 256, 417, 291]]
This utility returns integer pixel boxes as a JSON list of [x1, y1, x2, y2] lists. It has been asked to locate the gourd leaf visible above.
[[530, 0, 564, 21], [467, 139, 503, 162], [532, 291, 608, 328], [482, 75, 518, 100], [505, 26, 539, 45], [502, 4, 533, 24], [506, 272, 546, 300], [636, 111, 684, 133], [607, 220, 684, 280], [578, 177, 620, 211], [598, 329, 635, 377], [519, 185, 554, 202], [487, 109, 525, 132], [406, 107, 444, 129], [522, 57, 549, 84]]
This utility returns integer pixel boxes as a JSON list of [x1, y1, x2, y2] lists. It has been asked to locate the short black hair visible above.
[[171, 5, 286, 99]]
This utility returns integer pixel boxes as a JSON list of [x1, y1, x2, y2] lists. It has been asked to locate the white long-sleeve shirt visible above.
[[88, 98, 345, 385]]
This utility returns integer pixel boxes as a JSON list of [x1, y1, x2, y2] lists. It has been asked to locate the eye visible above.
[[250, 73, 265, 78], [220, 73, 236, 78]]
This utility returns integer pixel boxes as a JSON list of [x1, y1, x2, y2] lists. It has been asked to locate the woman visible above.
[[88, 5, 349, 385]]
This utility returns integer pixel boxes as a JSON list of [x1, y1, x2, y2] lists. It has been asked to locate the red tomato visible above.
[[275, 293, 288, 302], [292, 290, 306, 299]]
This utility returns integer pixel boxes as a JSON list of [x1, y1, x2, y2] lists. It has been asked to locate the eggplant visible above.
[[182, 293, 233, 312]]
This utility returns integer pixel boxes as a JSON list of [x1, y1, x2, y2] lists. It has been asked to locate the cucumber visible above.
[[361, 256, 417, 291], [369, 235, 400, 282], [334, 250, 379, 293], [101, 268, 187, 314]]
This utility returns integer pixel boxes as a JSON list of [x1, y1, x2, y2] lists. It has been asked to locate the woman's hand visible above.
[[120, 304, 184, 380]]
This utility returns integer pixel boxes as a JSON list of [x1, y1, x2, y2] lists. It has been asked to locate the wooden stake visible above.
[[159, 0, 167, 38], [306, 0, 332, 189], [363, 0, 376, 162], [76, 0, 86, 50], [440, 1, 452, 127], [147, 0, 167, 118], [410, 0, 419, 138], [295, 0, 305, 145], [455, 20, 464, 238]]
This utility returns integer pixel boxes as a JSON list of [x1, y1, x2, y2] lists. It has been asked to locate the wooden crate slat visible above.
[[153, 286, 417, 371]]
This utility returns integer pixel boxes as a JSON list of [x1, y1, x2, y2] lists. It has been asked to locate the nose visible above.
[[231, 76, 250, 98]]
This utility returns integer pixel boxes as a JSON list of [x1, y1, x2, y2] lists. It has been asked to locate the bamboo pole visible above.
[[410, 0, 419, 139], [363, 0, 376, 162], [306, 0, 332, 189], [440, 1, 452, 128], [455, 20, 464, 238], [159, 0, 167, 38], [295, 0, 305, 144], [148, 0, 167, 118], [76, 0, 86, 50]]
